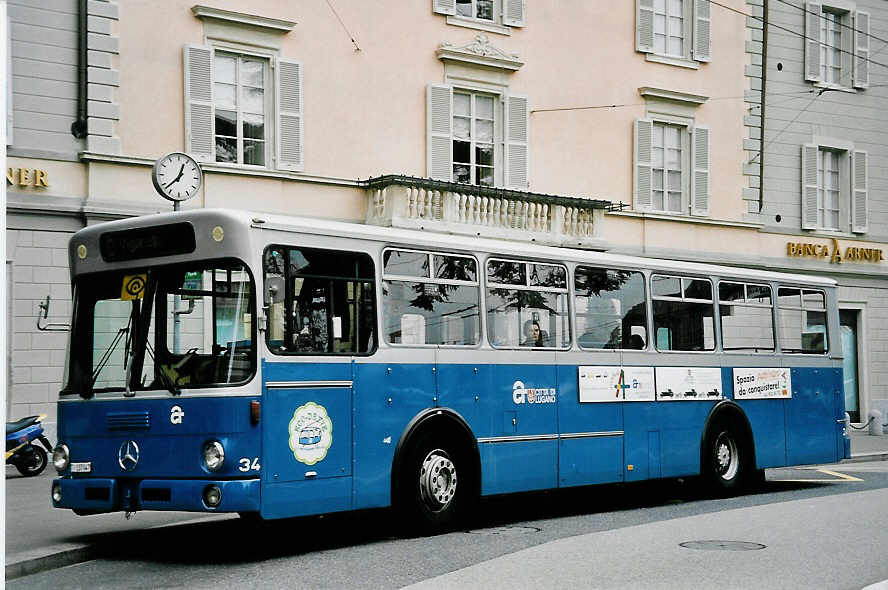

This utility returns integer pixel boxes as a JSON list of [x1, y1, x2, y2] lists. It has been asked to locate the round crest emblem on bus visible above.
[[288, 402, 333, 465]]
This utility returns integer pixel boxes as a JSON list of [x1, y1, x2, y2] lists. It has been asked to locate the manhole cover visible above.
[[466, 526, 541, 536], [679, 540, 767, 551]]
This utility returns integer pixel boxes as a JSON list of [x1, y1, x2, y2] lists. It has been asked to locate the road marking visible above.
[[777, 468, 864, 483]]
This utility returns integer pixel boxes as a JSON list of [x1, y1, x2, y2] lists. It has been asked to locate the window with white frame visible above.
[[634, 118, 709, 216], [801, 143, 868, 233], [457, 0, 493, 21], [427, 84, 528, 189], [818, 148, 841, 230], [637, 0, 711, 64], [804, 2, 869, 89], [453, 91, 496, 186], [433, 0, 525, 29], [213, 53, 268, 166], [820, 10, 843, 84], [184, 45, 304, 171], [653, 0, 685, 58], [652, 122, 684, 212]]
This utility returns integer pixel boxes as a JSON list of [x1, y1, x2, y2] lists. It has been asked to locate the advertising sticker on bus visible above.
[[733, 368, 792, 400], [288, 402, 333, 465]]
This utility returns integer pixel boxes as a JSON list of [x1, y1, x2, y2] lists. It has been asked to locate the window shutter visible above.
[[503, 0, 525, 27], [804, 2, 822, 82], [693, 0, 712, 62], [433, 0, 456, 16], [852, 150, 868, 233], [636, 0, 655, 53], [276, 59, 304, 172], [183, 45, 214, 162], [691, 125, 711, 216], [505, 94, 529, 189], [853, 11, 870, 89], [801, 144, 819, 229], [427, 84, 452, 181], [634, 119, 653, 211]]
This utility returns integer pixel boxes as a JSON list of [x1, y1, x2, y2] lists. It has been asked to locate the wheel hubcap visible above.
[[715, 432, 739, 481], [419, 449, 457, 512]]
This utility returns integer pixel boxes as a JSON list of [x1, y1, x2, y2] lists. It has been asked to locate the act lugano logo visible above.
[[288, 402, 333, 465]]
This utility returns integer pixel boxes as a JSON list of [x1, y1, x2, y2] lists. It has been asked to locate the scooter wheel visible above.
[[15, 445, 47, 477]]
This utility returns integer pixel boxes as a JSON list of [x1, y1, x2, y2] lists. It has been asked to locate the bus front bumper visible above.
[[51, 477, 260, 514]]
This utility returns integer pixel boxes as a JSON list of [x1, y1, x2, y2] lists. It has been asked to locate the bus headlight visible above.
[[52, 482, 63, 503], [202, 441, 225, 472], [53, 445, 70, 473]]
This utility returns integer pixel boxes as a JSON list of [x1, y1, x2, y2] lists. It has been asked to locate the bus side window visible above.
[[263, 245, 376, 355], [575, 266, 647, 350], [651, 275, 715, 352]]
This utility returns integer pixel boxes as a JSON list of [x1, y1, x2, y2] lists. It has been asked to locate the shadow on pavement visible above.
[[82, 475, 832, 567]]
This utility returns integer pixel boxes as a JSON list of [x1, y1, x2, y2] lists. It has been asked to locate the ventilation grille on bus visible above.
[[106, 411, 150, 430]]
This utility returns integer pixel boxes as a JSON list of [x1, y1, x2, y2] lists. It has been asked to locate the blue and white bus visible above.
[[51, 209, 850, 531]]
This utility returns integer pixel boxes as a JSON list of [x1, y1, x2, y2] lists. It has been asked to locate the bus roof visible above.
[[70, 208, 837, 288]]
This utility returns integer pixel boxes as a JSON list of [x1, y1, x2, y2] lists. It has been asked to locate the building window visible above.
[[634, 117, 709, 216], [456, 0, 493, 21], [818, 148, 840, 230], [214, 53, 267, 166], [801, 144, 868, 233], [433, 0, 525, 30], [184, 45, 304, 172], [652, 122, 684, 213], [427, 84, 528, 189], [820, 10, 843, 85], [653, 0, 685, 58], [805, 4, 869, 89], [453, 91, 496, 186], [637, 0, 710, 63]]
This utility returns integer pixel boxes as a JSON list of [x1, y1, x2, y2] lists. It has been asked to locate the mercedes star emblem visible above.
[[118, 440, 140, 472]]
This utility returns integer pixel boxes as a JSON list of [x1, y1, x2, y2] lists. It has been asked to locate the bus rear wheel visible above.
[[401, 432, 466, 534], [704, 424, 746, 493]]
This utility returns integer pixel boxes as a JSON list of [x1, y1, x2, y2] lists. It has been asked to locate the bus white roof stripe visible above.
[[76, 208, 836, 287]]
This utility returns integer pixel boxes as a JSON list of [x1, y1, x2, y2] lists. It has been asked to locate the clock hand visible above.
[[164, 164, 186, 189]]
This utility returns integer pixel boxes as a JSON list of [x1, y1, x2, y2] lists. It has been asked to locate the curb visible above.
[[5, 513, 238, 581], [6, 546, 101, 581], [843, 452, 888, 464]]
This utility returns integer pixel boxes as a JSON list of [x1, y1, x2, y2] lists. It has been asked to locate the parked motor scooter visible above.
[[6, 414, 53, 477]]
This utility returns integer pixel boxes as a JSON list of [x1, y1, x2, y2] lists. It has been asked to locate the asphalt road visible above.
[[7, 460, 888, 590]]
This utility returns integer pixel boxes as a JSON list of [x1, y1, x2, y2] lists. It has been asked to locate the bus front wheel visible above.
[[401, 431, 466, 534], [704, 424, 746, 493]]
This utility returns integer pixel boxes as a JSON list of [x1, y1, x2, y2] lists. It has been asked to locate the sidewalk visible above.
[[5, 431, 888, 581], [847, 427, 888, 462]]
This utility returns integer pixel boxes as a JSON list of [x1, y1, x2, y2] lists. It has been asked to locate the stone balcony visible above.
[[365, 175, 611, 250]]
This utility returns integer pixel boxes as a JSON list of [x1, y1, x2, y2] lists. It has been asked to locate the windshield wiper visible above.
[[89, 325, 129, 390], [144, 341, 181, 396]]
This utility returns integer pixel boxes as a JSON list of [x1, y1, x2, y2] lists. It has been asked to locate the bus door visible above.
[[258, 245, 376, 519], [260, 361, 353, 519]]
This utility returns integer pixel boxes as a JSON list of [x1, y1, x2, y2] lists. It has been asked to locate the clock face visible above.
[[152, 152, 203, 202]]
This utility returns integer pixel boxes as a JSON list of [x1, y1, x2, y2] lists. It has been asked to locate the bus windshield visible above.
[[63, 259, 255, 397]]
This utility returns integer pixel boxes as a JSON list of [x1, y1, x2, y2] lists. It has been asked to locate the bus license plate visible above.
[[70, 462, 92, 473]]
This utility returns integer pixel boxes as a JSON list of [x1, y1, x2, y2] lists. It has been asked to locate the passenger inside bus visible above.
[[521, 320, 544, 347]]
